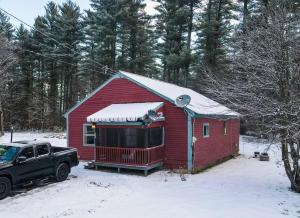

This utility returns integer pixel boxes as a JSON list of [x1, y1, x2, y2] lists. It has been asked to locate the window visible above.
[[36, 144, 50, 156], [0, 145, 20, 162], [223, 121, 227, 135], [19, 146, 34, 159], [203, 123, 209, 137], [83, 124, 95, 146]]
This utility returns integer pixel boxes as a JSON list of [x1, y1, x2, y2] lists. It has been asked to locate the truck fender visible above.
[[55, 158, 71, 172], [0, 173, 14, 188]]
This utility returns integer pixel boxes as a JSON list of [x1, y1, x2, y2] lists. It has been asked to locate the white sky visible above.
[[0, 0, 159, 27]]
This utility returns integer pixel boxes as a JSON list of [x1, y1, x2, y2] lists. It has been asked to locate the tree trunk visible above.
[[282, 141, 300, 192], [243, 0, 249, 33], [184, 0, 194, 87]]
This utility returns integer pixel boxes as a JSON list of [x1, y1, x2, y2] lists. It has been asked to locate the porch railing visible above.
[[95, 145, 164, 166]]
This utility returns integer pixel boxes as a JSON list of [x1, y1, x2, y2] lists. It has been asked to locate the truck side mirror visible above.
[[16, 156, 27, 163]]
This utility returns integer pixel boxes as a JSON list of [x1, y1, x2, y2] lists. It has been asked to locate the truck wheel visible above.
[[55, 163, 70, 182], [0, 177, 11, 200]]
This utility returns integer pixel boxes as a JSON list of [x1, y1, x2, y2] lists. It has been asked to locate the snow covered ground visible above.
[[0, 132, 299, 218]]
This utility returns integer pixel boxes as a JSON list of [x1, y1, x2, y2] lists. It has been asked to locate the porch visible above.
[[94, 145, 164, 175], [86, 102, 166, 175]]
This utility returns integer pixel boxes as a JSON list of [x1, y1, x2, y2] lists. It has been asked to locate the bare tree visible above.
[[0, 34, 16, 136], [204, 0, 300, 192]]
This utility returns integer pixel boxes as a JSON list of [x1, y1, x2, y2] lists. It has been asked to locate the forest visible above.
[[0, 0, 286, 130]]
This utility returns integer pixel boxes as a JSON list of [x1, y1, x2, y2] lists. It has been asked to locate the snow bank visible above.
[[0, 133, 299, 218]]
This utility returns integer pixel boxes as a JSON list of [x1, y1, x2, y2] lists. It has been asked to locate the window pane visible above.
[[85, 136, 95, 145], [85, 125, 94, 134], [37, 144, 49, 156], [203, 124, 209, 137], [149, 127, 163, 147], [20, 147, 34, 159]]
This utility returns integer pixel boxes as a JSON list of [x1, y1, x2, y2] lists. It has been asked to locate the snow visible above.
[[0, 132, 300, 218], [87, 102, 164, 123], [119, 71, 240, 116]]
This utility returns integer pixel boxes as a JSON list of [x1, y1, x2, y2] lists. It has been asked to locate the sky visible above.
[[0, 0, 158, 27]]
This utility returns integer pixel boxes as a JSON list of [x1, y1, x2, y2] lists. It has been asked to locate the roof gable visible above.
[[64, 71, 239, 118]]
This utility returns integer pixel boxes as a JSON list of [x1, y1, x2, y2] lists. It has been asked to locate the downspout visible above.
[[186, 109, 194, 172]]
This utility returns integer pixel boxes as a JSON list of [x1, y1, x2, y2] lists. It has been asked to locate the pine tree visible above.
[[118, 0, 153, 74], [0, 10, 15, 132], [41, 2, 60, 128], [57, 0, 83, 119], [0, 10, 14, 40], [155, 0, 193, 85], [13, 25, 35, 129], [0, 34, 15, 135], [196, 0, 237, 72], [82, 0, 121, 90]]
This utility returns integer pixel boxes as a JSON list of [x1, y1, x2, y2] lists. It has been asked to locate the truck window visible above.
[[19, 147, 34, 159], [0, 145, 20, 162], [36, 144, 50, 156]]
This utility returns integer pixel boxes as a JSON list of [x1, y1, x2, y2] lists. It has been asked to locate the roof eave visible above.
[[191, 113, 241, 120]]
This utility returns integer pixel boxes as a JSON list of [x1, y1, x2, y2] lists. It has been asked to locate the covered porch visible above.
[[86, 102, 165, 175]]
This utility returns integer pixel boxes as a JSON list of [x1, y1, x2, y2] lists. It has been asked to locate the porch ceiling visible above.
[[87, 102, 164, 123]]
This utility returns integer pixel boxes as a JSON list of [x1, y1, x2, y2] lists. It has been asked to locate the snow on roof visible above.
[[119, 71, 239, 117], [87, 102, 164, 123]]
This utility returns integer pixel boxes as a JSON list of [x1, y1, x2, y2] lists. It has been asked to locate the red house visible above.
[[64, 71, 240, 175]]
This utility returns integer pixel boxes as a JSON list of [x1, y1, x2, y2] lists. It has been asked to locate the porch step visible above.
[[84, 161, 96, 169]]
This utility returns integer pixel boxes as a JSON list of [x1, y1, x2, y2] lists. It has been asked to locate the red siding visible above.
[[68, 78, 187, 169], [193, 118, 240, 169]]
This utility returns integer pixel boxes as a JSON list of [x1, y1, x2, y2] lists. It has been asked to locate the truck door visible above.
[[14, 146, 38, 184], [35, 144, 54, 176]]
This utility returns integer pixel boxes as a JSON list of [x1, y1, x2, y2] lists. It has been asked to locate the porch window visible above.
[[149, 127, 163, 147], [120, 128, 145, 148], [83, 124, 95, 146], [95, 127, 164, 148], [203, 123, 209, 138]]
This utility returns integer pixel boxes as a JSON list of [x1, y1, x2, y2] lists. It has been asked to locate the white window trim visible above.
[[203, 123, 210, 138], [83, 124, 95, 146]]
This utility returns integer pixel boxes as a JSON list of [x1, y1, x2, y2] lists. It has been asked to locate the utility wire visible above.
[[21, 48, 111, 79], [0, 6, 117, 76]]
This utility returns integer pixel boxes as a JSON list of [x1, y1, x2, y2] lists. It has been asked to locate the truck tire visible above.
[[0, 177, 11, 200], [55, 163, 70, 182]]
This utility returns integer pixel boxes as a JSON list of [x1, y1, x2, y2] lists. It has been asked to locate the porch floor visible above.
[[89, 161, 163, 176]]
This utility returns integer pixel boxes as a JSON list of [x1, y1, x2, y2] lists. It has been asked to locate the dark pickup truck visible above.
[[0, 141, 79, 200]]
